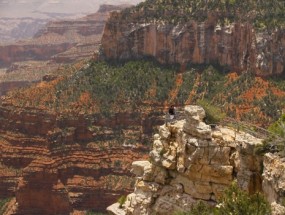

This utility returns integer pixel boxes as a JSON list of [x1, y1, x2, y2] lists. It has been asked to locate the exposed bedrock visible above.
[[102, 14, 285, 76]]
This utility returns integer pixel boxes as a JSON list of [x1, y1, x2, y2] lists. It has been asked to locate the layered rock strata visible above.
[[0, 4, 129, 68], [102, 13, 285, 76], [108, 105, 266, 214], [0, 104, 159, 214]]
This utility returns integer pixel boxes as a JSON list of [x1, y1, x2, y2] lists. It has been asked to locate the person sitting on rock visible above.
[[168, 105, 175, 121]]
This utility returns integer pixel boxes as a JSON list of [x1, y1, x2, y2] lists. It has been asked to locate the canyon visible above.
[[0, 4, 130, 97], [0, 102, 162, 214], [0, 4, 128, 68], [0, 0, 143, 43], [0, 0, 284, 214]]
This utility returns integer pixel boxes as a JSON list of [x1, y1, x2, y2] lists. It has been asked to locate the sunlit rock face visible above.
[[263, 153, 285, 215], [108, 105, 266, 215], [102, 13, 284, 76]]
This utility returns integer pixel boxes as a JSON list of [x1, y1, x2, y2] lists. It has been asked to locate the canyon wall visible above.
[[0, 103, 165, 214], [101, 13, 285, 76], [107, 106, 285, 215], [0, 43, 74, 67], [0, 4, 129, 68]]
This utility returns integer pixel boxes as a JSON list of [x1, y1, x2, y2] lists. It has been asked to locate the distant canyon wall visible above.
[[102, 13, 285, 76], [0, 4, 128, 68], [0, 104, 163, 214], [0, 43, 74, 67]]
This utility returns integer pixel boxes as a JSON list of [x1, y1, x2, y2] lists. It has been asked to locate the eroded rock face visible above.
[[0, 105, 154, 214], [263, 153, 285, 214], [102, 14, 285, 76], [108, 105, 264, 215]]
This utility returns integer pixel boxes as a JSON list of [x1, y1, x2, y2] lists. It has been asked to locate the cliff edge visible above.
[[107, 105, 285, 215], [101, 1, 284, 76]]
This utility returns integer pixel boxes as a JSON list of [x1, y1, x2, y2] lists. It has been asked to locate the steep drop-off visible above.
[[0, 103, 155, 214], [1, 59, 284, 213], [108, 106, 285, 215], [101, 0, 285, 76]]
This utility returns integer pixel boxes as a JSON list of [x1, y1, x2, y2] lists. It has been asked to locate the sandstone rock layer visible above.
[[0, 105, 150, 214], [108, 105, 265, 215], [102, 13, 285, 76]]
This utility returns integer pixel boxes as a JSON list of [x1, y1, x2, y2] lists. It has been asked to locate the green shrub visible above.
[[174, 182, 271, 215], [255, 114, 285, 156], [0, 198, 11, 214], [215, 182, 271, 215], [197, 99, 226, 124], [174, 201, 212, 215], [268, 114, 285, 138], [117, 195, 127, 208], [119, 0, 284, 30]]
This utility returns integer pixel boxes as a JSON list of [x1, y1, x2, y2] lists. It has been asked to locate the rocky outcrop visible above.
[[101, 13, 285, 76], [263, 153, 285, 215], [108, 105, 265, 215]]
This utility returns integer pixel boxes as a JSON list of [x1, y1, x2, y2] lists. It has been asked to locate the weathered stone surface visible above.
[[143, 164, 168, 185], [159, 125, 171, 140], [107, 203, 126, 215], [171, 175, 212, 200], [145, 185, 197, 215], [183, 121, 212, 139], [108, 105, 285, 214], [235, 133, 263, 193], [184, 106, 206, 122], [183, 105, 211, 139], [131, 161, 151, 177], [185, 164, 233, 185], [263, 153, 285, 206], [125, 189, 153, 215], [110, 105, 268, 215], [102, 16, 285, 76], [271, 202, 285, 215], [152, 192, 196, 215]]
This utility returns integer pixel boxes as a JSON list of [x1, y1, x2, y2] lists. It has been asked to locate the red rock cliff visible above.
[[101, 12, 285, 76], [0, 104, 153, 214]]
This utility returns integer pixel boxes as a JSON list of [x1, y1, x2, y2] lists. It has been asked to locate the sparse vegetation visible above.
[[0, 198, 11, 214], [117, 195, 127, 208], [175, 182, 271, 215], [118, 0, 284, 30], [197, 99, 226, 124], [4, 58, 285, 128], [256, 114, 285, 156], [174, 201, 212, 215], [215, 182, 271, 215]]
